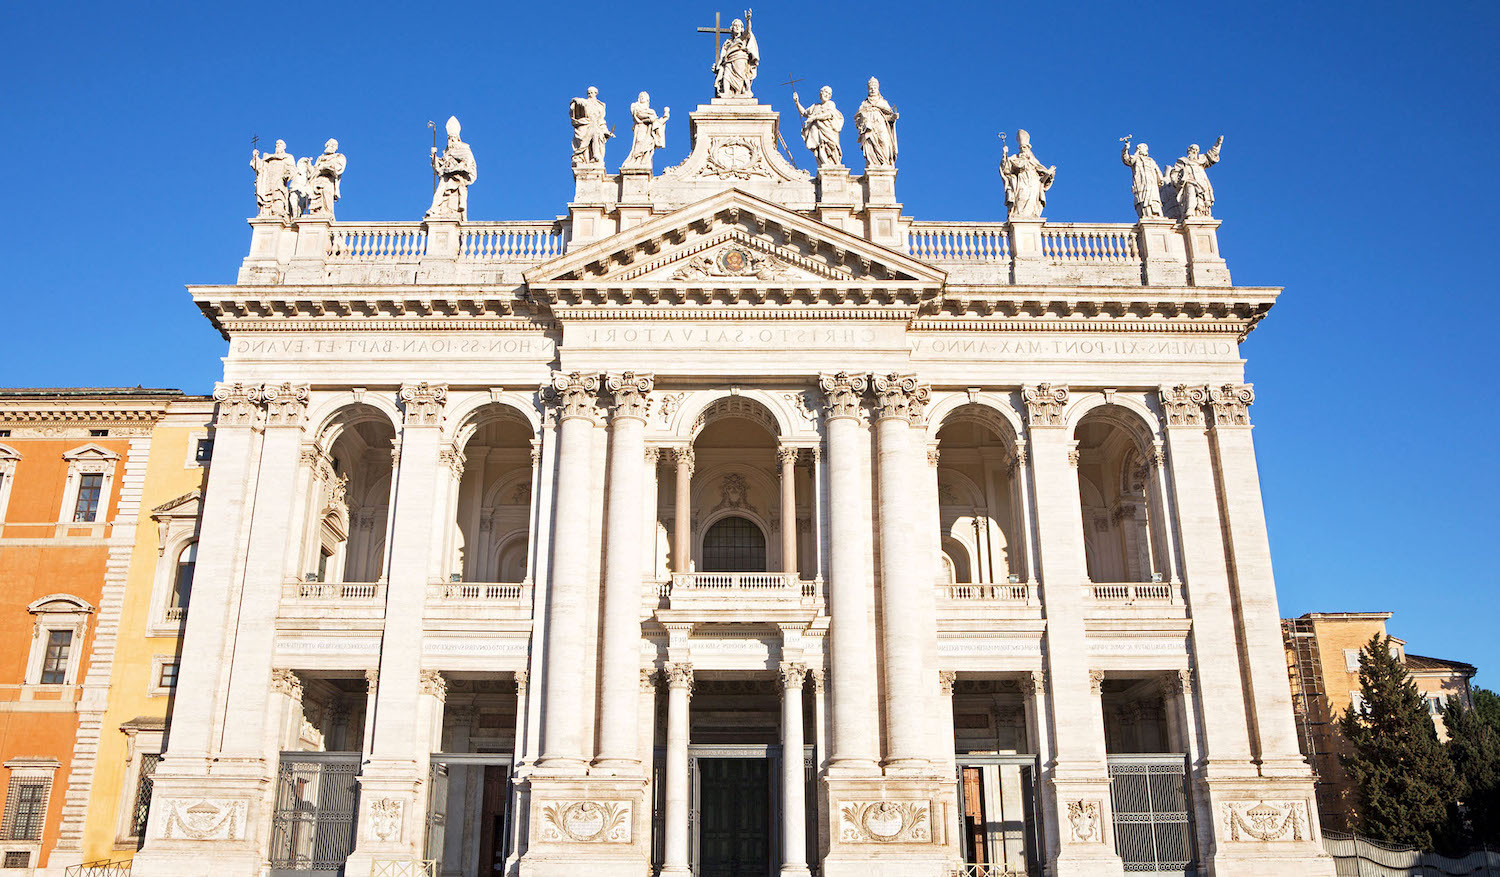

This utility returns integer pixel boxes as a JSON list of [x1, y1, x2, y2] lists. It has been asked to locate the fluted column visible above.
[[778, 446, 799, 577], [661, 662, 694, 877], [872, 373, 933, 768], [672, 446, 694, 574], [595, 372, 653, 772], [817, 373, 880, 772], [537, 372, 601, 770], [779, 662, 810, 877]]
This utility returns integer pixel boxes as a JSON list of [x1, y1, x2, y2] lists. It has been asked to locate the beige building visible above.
[[1282, 612, 1477, 833], [131, 29, 1334, 877]]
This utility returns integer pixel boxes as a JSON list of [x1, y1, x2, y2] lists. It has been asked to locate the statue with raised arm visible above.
[[999, 129, 1056, 219], [622, 92, 669, 172], [250, 139, 295, 219], [1120, 140, 1165, 219], [793, 86, 844, 168], [307, 138, 346, 218], [426, 116, 477, 220], [570, 87, 612, 167], [1167, 135, 1224, 219], [712, 14, 759, 98], [854, 77, 898, 168]]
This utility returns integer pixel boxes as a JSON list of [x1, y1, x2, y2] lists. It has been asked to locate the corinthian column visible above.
[[779, 662, 811, 877], [661, 662, 694, 877], [817, 372, 880, 773], [871, 373, 933, 768], [537, 372, 601, 770], [672, 446, 694, 574], [595, 372, 654, 773], [778, 445, 800, 577]]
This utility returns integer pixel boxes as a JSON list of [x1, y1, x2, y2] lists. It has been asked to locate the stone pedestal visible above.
[[616, 169, 654, 232], [1008, 218, 1047, 284], [283, 217, 333, 283], [1198, 780, 1336, 876], [1048, 777, 1127, 876], [1183, 217, 1232, 286], [131, 761, 271, 877], [653, 99, 815, 210], [341, 760, 427, 877], [815, 166, 857, 234], [517, 776, 651, 877], [860, 168, 902, 248], [237, 217, 296, 283], [818, 775, 956, 877], [1137, 218, 1188, 285]]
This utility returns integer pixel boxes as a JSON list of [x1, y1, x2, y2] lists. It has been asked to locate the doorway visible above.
[[697, 757, 772, 877]]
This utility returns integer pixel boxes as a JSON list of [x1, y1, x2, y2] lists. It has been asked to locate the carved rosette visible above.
[[261, 382, 311, 428], [1222, 800, 1308, 842], [1210, 383, 1255, 427], [212, 382, 263, 428], [549, 371, 602, 423], [418, 669, 447, 701], [1023, 384, 1069, 427], [778, 662, 807, 690], [538, 800, 633, 843], [605, 371, 655, 422], [1162, 384, 1210, 427], [838, 800, 933, 844], [269, 668, 303, 700], [818, 372, 869, 421], [159, 798, 249, 840], [871, 373, 931, 425], [1066, 800, 1104, 843], [399, 382, 448, 427]]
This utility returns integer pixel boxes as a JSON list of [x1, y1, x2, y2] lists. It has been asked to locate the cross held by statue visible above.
[[781, 74, 804, 91], [697, 12, 732, 58]]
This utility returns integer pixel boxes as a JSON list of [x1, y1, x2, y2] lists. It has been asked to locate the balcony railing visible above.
[[1087, 581, 1178, 604], [426, 581, 531, 603], [949, 865, 1026, 877], [936, 582, 1035, 603], [667, 572, 821, 599], [282, 579, 383, 601], [163, 606, 186, 622]]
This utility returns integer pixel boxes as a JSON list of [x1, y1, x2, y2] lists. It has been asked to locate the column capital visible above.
[[645, 445, 663, 465], [871, 373, 931, 425], [399, 382, 449, 427], [641, 668, 659, 692], [547, 371, 602, 423], [270, 668, 303, 699], [927, 445, 941, 467], [673, 445, 695, 474], [809, 668, 825, 693], [817, 371, 869, 421], [262, 382, 312, 428], [605, 371, 655, 422], [1161, 384, 1210, 428], [1209, 383, 1255, 428], [1088, 669, 1106, 696], [1022, 670, 1045, 697], [418, 669, 447, 702], [1161, 668, 1193, 696], [438, 444, 466, 477], [778, 662, 808, 690], [365, 668, 379, 689], [777, 445, 801, 467], [1022, 383, 1070, 428], [938, 669, 957, 695], [212, 382, 264, 428], [664, 662, 694, 692]]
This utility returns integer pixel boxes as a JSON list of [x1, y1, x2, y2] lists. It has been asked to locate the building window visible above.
[[131, 753, 160, 839], [0, 777, 51, 842], [158, 662, 177, 690], [89, 429, 109, 437], [701, 515, 767, 572], [72, 473, 103, 522], [170, 543, 195, 615], [39, 631, 72, 685], [194, 438, 213, 463], [0, 430, 10, 438], [3, 850, 30, 867]]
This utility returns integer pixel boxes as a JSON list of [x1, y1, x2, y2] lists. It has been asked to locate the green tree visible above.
[[1339, 634, 1459, 851], [1473, 687, 1500, 730], [1444, 696, 1500, 846]]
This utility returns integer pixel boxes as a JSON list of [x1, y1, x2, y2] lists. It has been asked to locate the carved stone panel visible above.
[[536, 800, 633, 843], [1222, 800, 1308, 842], [837, 800, 933, 844], [1066, 799, 1104, 843], [159, 798, 249, 840]]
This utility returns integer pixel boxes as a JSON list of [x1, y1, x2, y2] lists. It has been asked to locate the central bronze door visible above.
[[697, 757, 772, 877]]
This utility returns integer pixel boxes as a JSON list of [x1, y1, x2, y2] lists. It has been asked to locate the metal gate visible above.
[[1107, 755, 1195, 875], [269, 752, 362, 876]]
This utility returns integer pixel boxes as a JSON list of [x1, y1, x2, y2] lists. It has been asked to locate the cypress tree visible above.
[[1339, 634, 1460, 851], [1473, 687, 1500, 730], [1444, 696, 1500, 846]]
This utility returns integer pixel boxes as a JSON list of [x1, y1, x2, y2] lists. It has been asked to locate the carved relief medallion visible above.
[[1066, 799, 1103, 843], [538, 800, 632, 843], [369, 797, 403, 842], [837, 800, 932, 843]]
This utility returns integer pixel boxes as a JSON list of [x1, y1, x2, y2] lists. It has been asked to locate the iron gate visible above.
[[1107, 755, 1195, 875], [269, 752, 362, 876]]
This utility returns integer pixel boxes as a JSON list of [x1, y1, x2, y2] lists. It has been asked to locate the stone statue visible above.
[[854, 77, 898, 168], [712, 14, 759, 98], [307, 138, 346, 218], [999, 129, 1056, 219], [793, 86, 843, 168], [570, 87, 612, 167], [426, 116, 477, 221], [249, 139, 295, 219], [1120, 140, 1164, 219], [1167, 136, 1224, 219], [288, 156, 312, 218], [622, 92, 669, 172]]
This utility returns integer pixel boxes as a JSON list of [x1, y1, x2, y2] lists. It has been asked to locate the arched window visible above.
[[701, 516, 767, 572], [170, 543, 196, 610]]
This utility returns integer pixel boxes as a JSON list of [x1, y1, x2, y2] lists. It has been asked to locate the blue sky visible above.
[[2, 2, 1496, 683]]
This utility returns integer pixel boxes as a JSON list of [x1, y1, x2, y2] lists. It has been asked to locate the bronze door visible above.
[[697, 758, 772, 877]]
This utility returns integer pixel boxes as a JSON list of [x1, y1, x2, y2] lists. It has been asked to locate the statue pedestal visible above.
[[283, 218, 333, 283], [815, 166, 857, 234], [860, 168, 903, 249], [570, 165, 616, 246], [654, 99, 814, 211], [616, 169, 654, 233], [1137, 218, 1188, 285], [1182, 217, 1231, 286], [1007, 217, 1048, 284], [236, 217, 296, 284]]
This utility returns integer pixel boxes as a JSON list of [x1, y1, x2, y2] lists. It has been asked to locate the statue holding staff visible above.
[[426, 116, 477, 220], [622, 92, 669, 171], [712, 13, 759, 98], [793, 85, 844, 168], [1120, 137, 1165, 219], [854, 77, 898, 168], [999, 129, 1056, 219], [250, 139, 295, 219]]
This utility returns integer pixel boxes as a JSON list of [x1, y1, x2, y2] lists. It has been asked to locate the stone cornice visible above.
[[0, 404, 172, 427]]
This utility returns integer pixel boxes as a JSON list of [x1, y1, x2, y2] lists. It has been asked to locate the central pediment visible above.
[[524, 189, 945, 311]]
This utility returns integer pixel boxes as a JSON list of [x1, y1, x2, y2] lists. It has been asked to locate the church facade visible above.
[[134, 31, 1333, 877]]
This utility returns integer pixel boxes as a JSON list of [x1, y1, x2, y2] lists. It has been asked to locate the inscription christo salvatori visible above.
[[233, 336, 555, 358], [575, 326, 884, 347]]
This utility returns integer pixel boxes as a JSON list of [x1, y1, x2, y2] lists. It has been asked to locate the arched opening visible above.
[[452, 407, 534, 583], [303, 405, 396, 584], [934, 409, 1020, 586], [1073, 408, 1162, 584], [170, 542, 196, 611], [701, 515, 768, 572]]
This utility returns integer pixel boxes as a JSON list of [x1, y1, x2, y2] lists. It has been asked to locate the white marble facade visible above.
[[134, 44, 1333, 877]]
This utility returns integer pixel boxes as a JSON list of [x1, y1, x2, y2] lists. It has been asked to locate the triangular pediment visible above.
[[525, 189, 946, 294], [151, 489, 201, 520]]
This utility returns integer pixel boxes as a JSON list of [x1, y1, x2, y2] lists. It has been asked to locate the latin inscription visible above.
[[574, 326, 884, 347], [910, 336, 1236, 360], [232, 335, 555, 359]]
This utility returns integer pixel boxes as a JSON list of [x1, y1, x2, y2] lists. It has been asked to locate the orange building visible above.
[[0, 389, 190, 874]]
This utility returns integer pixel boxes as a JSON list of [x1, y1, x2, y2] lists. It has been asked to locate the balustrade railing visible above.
[[937, 582, 1034, 603], [163, 606, 186, 622], [1040, 223, 1141, 263], [459, 223, 567, 261], [1087, 581, 1176, 603], [665, 572, 820, 599], [427, 581, 530, 602], [283, 580, 383, 600], [329, 224, 427, 261], [906, 222, 1010, 262]]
